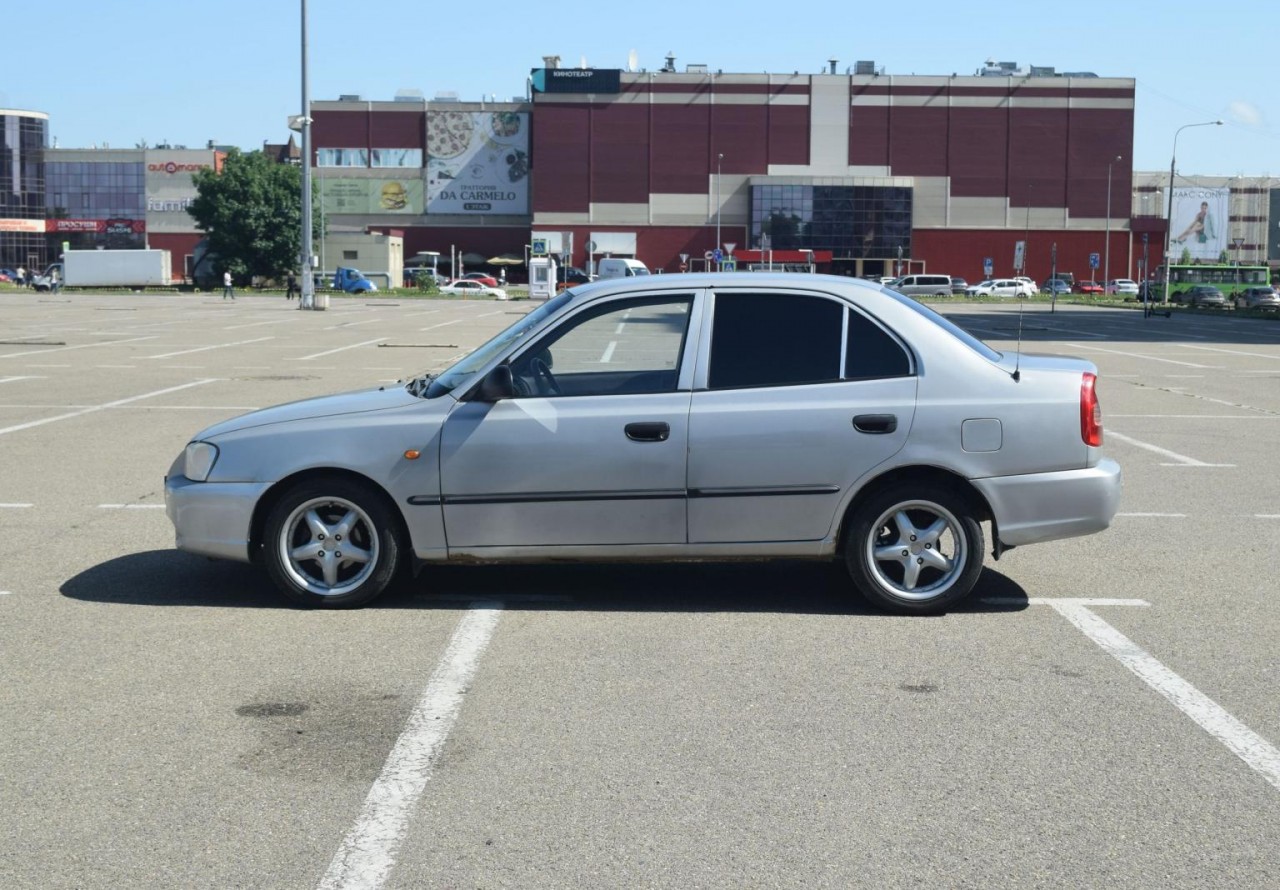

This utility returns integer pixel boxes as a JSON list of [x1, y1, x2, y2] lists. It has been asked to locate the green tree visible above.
[[188, 148, 312, 282]]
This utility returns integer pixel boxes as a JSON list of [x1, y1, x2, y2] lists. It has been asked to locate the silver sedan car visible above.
[[165, 273, 1121, 614]]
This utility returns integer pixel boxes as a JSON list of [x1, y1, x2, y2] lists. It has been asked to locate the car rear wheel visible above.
[[844, 484, 984, 614], [262, 478, 404, 608]]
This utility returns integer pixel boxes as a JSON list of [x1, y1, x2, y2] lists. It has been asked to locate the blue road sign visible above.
[[713, 248, 724, 262], [1089, 252, 1100, 269], [983, 257, 993, 275]]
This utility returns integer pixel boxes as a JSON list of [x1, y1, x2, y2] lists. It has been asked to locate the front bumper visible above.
[[164, 474, 271, 563], [972, 458, 1122, 547]]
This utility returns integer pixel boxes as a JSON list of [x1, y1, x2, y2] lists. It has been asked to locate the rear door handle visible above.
[[853, 414, 897, 434], [625, 422, 670, 442]]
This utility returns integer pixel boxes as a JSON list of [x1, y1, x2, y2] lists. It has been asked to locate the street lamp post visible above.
[[1104, 155, 1121, 293], [714, 153, 724, 267], [1162, 120, 1223, 305], [298, 0, 320, 310]]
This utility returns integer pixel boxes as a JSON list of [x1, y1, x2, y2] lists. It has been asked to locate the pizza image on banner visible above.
[[427, 112, 476, 160]]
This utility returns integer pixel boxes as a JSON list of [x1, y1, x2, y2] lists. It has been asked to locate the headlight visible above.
[[183, 441, 219, 481]]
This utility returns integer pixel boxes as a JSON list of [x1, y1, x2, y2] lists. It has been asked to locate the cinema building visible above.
[[311, 60, 1148, 283]]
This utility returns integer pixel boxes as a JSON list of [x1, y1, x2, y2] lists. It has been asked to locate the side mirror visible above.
[[469, 364, 515, 402]]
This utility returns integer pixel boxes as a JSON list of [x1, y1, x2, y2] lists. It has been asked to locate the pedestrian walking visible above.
[[16, 265, 26, 288], [223, 270, 235, 300], [285, 272, 298, 300], [50, 267, 60, 294]]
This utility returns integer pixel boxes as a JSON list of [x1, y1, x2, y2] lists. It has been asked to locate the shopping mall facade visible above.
[[5, 62, 1280, 283]]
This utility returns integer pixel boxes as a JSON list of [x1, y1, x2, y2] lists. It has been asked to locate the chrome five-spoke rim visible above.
[[865, 499, 967, 601], [277, 496, 379, 597]]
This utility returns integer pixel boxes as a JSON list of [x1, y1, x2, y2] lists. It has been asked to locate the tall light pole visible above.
[[1162, 120, 1223, 305], [715, 152, 723, 265], [1104, 154, 1121, 293], [299, 0, 317, 309]]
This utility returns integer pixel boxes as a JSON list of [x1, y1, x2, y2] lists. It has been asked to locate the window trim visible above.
[[695, 288, 916, 391], [505, 292, 700, 399]]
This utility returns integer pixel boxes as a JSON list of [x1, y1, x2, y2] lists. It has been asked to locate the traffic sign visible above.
[[713, 248, 723, 262], [721, 258, 736, 271], [531, 238, 548, 257], [983, 257, 993, 276], [1089, 252, 1100, 269]]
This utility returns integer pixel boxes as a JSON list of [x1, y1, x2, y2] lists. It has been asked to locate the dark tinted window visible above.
[[846, 310, 912, 379], [709, 292, 842, 388]]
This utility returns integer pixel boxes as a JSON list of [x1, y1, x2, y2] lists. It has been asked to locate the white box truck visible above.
[[34, 249, 173, 290]]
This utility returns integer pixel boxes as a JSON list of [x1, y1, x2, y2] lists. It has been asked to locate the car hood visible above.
[[194, 384, 426, 440]]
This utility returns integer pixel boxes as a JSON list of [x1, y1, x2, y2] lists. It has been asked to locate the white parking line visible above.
[[1117, 512, 1187, 518], [419, 320, 463, 332], [318, 603, 503, 890], [1106, 430, 1234, 467], [1067, 343, 1219, 369], [98, 504, 166, 510], [146, 336, 275, 360], [1182, 344, 1280, 361], [292, 339, 389, 361], [0, 503, 33, 508], [0, 379, 219, 437], [1042, 599, 1280, 793], [0, 376, 43, 384]]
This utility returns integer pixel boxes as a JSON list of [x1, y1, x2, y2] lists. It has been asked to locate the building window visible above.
[[370, 148, 422, 168], [750, 185, 913, 260], [317, 148, 369, 167]]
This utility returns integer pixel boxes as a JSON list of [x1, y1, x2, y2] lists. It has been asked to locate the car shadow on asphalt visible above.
[[60, 551, 1030, 615]]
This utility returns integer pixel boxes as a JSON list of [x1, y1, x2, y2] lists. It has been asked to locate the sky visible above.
[[4, 0, 1277, 177]]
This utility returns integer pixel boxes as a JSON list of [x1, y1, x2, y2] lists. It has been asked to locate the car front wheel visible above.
[[262, 478, 404, 608], [845, 484, 984, 614]]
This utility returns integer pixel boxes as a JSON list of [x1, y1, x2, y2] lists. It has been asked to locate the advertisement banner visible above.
[[317, 178, 424, 215], [0, 218, 46, 233], [426, 111, 529, 215], [145, 149, 216, 233], [1271, 189, 1280, 262], [1167, 186, 1229, 262], [47, 218, 145, 234]]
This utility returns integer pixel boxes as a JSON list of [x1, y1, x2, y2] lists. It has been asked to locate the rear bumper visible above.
[[165, 474, 270, 563], [972, 458, 1122, 547]]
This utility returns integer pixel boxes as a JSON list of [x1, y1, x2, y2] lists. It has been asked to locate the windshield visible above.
[[881, 289, 1003, 362], [422, 292, 574, 398]]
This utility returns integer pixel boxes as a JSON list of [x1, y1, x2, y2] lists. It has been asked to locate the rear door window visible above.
[[708, 292, 842, 388]]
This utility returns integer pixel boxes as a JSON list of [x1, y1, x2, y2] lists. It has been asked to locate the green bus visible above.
[[1159, 263, 1271, 298]]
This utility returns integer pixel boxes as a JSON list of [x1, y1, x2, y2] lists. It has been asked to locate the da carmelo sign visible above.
[[426, 111, 529, 215]]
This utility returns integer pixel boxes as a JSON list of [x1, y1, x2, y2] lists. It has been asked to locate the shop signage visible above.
[[427, 111, 529, 215], [531, 68, 622, 94], [147, 161, 211, 174]]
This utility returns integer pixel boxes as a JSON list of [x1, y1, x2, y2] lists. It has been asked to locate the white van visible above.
[[886, 274, 953, 297], [595, 258, 650, 279]]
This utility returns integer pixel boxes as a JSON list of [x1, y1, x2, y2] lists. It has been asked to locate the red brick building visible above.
[[310, 63, 1138, 283]]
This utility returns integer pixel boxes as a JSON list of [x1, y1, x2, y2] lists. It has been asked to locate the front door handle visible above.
[[853, 414, 897, 434], [625, 422, 670, 442]]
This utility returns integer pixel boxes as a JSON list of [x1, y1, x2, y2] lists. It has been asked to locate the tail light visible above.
[[1081, 372, 1103, 447]]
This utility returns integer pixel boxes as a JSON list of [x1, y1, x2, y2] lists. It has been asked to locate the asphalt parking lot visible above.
[[1, 290, 1278, 889]]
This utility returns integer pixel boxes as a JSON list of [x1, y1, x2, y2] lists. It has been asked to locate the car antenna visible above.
[[1011, 289, 1025, 382]]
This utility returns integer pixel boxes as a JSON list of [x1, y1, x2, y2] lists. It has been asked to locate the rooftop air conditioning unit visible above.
[[433, 91, 460, 102], [854, 60, 876, 75], [685, 64, 709, 74], [338, 94, 363, 102]]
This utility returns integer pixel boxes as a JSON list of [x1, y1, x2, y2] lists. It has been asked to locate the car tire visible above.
[[262, 477, 405, 608], [844, 483, 984, 614]]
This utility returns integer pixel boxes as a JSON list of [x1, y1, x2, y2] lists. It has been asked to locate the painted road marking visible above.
[[1117, 512, 1187, 518], [0, 376, 43, 384], [1067, 343, 1219, 369], [0, 503, 33, 508], [98, 504, 166, 510], [419, 320, 463, 332], [146, 336, 275, 360], [986, 597, 1280, 792], [292, 338, 389, 361], [1051, 599, 1280, 792], [1182, 344, 1280, 361], [318, 603, 504, 890], [1106, 430, 1234, 467], [0, 380, 219, 437]]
